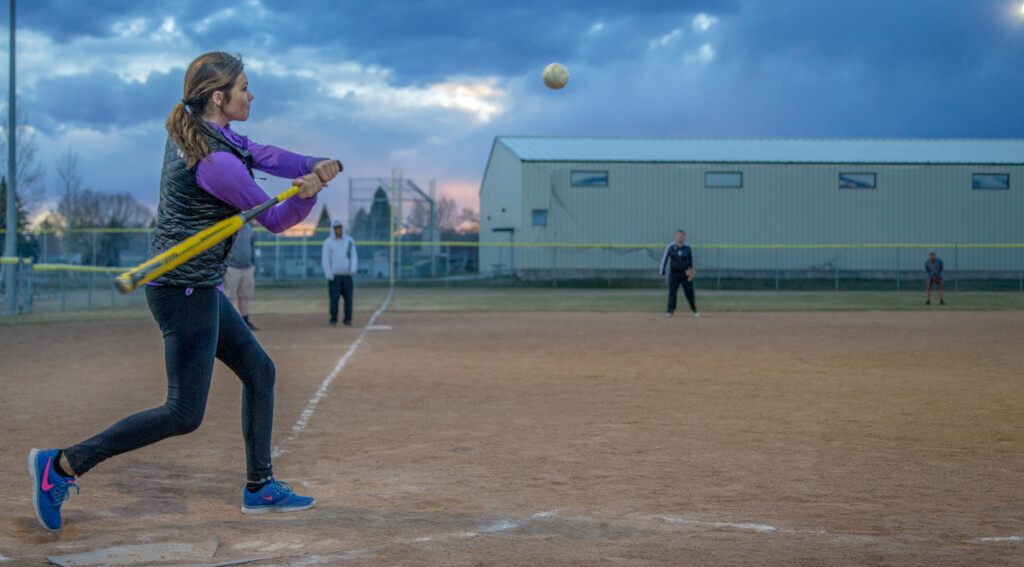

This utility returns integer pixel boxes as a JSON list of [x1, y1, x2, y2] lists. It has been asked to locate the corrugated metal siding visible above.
[[510, 160, 1024, 271], [479, 142, 523, 272]]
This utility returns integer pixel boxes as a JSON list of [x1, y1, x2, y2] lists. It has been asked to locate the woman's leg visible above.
[[214, 291, 276, 483], [63, 286, 219, 476], [215, 300, 315, 514]]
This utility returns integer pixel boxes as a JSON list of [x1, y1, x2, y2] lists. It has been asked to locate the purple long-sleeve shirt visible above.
[[196, 122, 324, 233]]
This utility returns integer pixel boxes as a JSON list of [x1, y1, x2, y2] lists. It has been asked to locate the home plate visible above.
[[43, 535, 293, 566], [367, 325, 392, 331]]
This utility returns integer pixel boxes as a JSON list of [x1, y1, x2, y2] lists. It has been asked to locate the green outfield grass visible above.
[[374, 286, 1024, 313], [3, 284, 1023, 326]]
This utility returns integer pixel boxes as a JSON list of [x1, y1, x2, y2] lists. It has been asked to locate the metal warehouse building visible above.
[[478, 136, 1024, 280]]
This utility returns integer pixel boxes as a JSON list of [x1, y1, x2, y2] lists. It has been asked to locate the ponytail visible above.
[[165, 52, 244, 167], [165, 101, 210, 168]]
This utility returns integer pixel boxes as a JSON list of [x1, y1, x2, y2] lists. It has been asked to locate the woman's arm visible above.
[[196, 152, 316, 233], [246, 139, 325, 179], [208, 122, 325, 179]]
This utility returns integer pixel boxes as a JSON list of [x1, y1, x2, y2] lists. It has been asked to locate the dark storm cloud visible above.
[[255, 0, 740, 81], [14, 0, 732, 76], [16, 0, 276, 52], [704, 0, 1024, 137], [26, 63, 322, 134], [29, 70, 182, 132], [726, 0, 1023, 69], [17, 0, 202, 41]]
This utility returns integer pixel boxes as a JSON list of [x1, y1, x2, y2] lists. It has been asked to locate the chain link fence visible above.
[[3, 228, 1024, 314], [494, 243, 1024, 291]]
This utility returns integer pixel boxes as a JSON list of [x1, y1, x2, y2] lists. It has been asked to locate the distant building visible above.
[[478, 136, 1024, 279]]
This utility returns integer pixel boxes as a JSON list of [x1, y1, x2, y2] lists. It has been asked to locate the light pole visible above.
[[3, 0, 16, 313]]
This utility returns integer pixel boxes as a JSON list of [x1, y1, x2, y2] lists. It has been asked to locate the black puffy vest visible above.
[[149, 124, 253, 287]]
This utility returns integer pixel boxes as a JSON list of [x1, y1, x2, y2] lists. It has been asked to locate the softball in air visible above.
[[542, 63, 569, 89]]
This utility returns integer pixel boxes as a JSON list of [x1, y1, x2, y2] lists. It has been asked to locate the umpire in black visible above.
[[659, 230, 698, 317]]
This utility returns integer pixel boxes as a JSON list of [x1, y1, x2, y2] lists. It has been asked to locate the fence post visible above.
[[606, 246, 611, 287], [302, 235, 307, 279], [775, 248, 780, 291], [91, 231, 97, 267], [716, 247, 721, 289], [42, 232, 47, 263], [110, 274, 115, 307], [60, 270, 66, 312], [892, 247, 901, 290], [552, 246, 558, 287], [24, 259, 33, 314], [835, 257, 839, 291], [88, 271, 94, 309], [275, 233, 281, 279], [954, 244, 959, 292]]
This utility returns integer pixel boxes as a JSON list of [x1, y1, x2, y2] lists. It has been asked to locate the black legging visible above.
[[328, 275, 354, 323], [64, 286, 276, 482], [667, 271, 697, 313]]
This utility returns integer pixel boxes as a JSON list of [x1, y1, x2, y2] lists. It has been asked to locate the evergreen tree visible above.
[[315, 205, 331, 238], [0, 177, 39, 260]]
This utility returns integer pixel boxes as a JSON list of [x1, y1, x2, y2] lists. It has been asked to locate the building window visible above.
[[972, 174, 1009, 190], [531, 209, 548, 227], [705, 172, 742, 188], [571, 171, 609, 187], [839, 173, 876, 189]]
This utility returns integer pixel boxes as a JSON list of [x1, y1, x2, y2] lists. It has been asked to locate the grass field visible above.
[[3, 284, 1023, 327]]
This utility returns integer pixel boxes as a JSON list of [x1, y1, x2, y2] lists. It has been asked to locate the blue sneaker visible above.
[[28, 448, 78, 531], [241, 479, 315, 514]]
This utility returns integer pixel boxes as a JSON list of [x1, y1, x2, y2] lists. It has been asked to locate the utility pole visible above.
[[4, 0, 17, 313]]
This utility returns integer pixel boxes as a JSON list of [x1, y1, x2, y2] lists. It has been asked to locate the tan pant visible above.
[[224, 266, 255, 301]]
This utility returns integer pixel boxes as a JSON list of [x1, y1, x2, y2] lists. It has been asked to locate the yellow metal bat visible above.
[[115, 185, 299, 294]]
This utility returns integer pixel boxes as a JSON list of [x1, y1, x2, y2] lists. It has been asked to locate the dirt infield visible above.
[[1, 306, 1022, 565]]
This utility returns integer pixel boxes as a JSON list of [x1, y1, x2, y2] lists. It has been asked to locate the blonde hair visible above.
[[165, 52, 244, 167]]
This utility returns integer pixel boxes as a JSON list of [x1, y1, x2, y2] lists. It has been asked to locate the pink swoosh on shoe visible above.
[[41, 457, 55, 490]]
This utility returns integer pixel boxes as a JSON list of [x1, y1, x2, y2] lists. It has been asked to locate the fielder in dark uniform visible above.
[[659, 230, 698, 317], [924, 251, 945, 305]]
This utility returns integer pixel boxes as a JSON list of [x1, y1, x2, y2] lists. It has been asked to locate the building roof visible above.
[[496, 136, 1024, 165]]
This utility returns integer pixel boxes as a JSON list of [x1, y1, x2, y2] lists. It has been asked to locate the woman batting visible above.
[[28, 52, 341, 530]]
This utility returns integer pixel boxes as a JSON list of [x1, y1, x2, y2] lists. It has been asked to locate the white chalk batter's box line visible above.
[[272, 288, 393, 458]]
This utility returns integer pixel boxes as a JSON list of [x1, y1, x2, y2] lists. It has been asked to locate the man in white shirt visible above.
[[322, 220, 358, 326]]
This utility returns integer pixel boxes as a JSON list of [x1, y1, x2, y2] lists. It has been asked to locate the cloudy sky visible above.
[[3, 0, 1024, 223]]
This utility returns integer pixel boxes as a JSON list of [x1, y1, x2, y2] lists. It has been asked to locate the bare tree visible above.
[[456, 207, 479, 234], [405, 196, 478, 235], [95, 192, 154, 266], [0, 110, 45, 258], [405, 199, 431, 232], [55, 148, 84, 227], [0, 107, 46, 211], [53, 148, 153, 265], [53, 148, 87, 261], [434, 195, 458, 233]]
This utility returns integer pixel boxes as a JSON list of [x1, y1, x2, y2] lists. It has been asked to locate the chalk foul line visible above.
[[647, 515, 1020, 545], [272, 287, 394, 458]]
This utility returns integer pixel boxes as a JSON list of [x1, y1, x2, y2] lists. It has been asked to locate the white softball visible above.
[[542, 63, 569, 90]]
